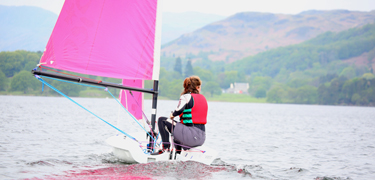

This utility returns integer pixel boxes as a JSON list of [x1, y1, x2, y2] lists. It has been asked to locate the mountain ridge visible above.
[[0, 5, 225, 51], [162, 10, 375, 62]]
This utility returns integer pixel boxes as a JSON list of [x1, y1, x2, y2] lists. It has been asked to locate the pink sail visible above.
[[120, 79, 144, 120], [40, 0, 161, 80], [40, 0, 162, 120]]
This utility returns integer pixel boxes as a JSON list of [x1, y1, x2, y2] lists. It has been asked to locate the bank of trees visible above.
[[0, 51, 223, 99], [265, 73, 375, 106], [0, 51, 119, 96], [2, 49, 375, 106], [2, 23, 375, 106], [229, 23, 375, 106], [0, 51, 42, 94], [318, 73, 375, 105], [228, 23, 375, 78]]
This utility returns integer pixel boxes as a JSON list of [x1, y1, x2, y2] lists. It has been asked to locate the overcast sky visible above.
[[0, 0, 374, 16]]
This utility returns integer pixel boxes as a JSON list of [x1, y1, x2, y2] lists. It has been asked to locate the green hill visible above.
[[223, 23, 375, 105], [228, 23, 375, 79]]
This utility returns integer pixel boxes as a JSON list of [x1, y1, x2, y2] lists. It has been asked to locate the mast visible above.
[[148, 80, 159, 151], [151, 80, 159, 131]]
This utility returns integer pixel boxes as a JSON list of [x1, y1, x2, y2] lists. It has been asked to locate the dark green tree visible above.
[[24, 53, 41, 71], [339, 67, 356, 79], [184, 59, 194, 78], [249, 76, 273, 95], [291, 85, 318, 104], [0, 51, 24, 77], [203, 81, 221, 97], [218, 71, 239, 89], [10, 70, 38, 93], [158, 78, 170, 97], [254, 87, 266, 98], [266, 86, 286, 103], [174, 57, 182, 75], [167, 79, 183, 99], [0, 70, 8, 91], [50, 80, 84, 97], [193, 67, 213, 82], [159, 67, 173, 81], [317, 77, 348, 105]]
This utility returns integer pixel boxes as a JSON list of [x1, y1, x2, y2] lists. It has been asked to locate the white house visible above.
[[226, 82, 249, 94]]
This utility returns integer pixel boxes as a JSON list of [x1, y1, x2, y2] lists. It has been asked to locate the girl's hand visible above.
[[169, 113, 174, 119]]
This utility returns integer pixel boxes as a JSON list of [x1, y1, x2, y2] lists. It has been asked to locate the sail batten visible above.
[[40, 0, 161, 80]]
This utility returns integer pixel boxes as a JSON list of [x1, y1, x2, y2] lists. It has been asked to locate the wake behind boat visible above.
[[31, 0, 217, 165]]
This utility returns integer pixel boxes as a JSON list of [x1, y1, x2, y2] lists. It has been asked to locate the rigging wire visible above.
[[38, 75, 156, 142], [106, 89, 156, 142], [127, 90, 155, 137], [34, 75, 139, 142]]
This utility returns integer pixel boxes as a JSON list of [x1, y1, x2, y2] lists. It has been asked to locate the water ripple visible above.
[[1, 96, 375, 179]]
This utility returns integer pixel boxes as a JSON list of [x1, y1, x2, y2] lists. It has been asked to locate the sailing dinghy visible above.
[[32, 0, 217, 165]]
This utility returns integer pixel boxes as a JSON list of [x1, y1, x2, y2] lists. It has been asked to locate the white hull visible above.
[[106, 132, 217, 165]]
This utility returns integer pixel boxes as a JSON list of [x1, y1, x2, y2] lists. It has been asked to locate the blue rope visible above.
[[35, 73, 160, 153], [41, 75, 154, 140], [106, 90, 156, 142], [34, 75, 138, 142]]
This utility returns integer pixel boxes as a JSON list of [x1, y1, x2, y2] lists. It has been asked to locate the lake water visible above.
[[1, 95, 375, 180]]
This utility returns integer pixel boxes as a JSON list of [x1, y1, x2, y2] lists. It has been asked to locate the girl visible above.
[[153, 76, 208, 155]]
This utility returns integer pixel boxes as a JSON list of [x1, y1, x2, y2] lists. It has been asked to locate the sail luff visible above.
[[152, 0, 163, 80]]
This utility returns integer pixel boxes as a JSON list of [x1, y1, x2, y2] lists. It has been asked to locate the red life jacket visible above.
[[180, 93, 208, 124]]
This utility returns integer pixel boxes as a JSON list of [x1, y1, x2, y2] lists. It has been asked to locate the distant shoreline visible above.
[[2, 94, 374, 107]]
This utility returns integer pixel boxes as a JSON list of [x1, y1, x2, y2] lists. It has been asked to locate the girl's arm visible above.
[[171, 94, 191, 118]]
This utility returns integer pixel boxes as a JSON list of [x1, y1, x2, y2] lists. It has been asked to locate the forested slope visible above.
[[226, 23, 375, 105], [228, 23, 375, 78]]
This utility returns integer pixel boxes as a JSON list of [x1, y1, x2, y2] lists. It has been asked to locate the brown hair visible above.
[[181, 76, 202, 95]]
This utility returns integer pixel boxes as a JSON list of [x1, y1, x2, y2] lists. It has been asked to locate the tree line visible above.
[[0, 50, 41, 94], [1, 50, 374, 106], [266, 73, 375, 106], [0, 50, 223, 99], [0, 50, 121, 97], [1, 23, 375, 106]]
